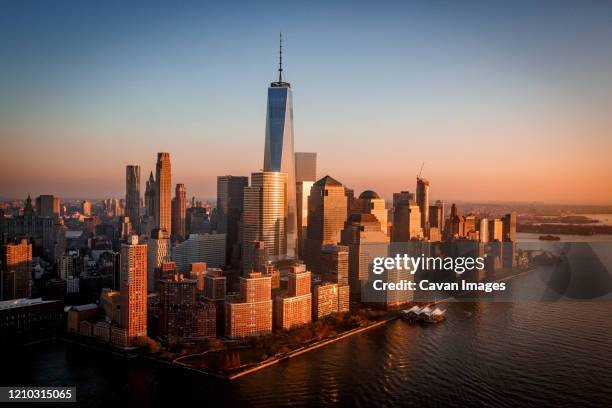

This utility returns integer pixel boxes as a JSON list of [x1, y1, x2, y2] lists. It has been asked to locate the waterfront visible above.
[[2, 266, 611, 407]]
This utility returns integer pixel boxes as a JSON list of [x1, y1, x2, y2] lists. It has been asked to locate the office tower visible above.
[[345, 188, 355, 218], [464, 214, 477, 238], [488, 219, 503, 242], [295, 152, 317, 182], [119, 216, 132, 239], [447, 203, 466, 239], [340, 213, 389, 297], [434, 200, 445, 232], [313, 282, 349, 319], [36, 195, 60, 218], [58, 254, 78, 280], [171, 183, 186, 241], [358, 190, 388, 235], [225, 272, 273, 338], [296, 179, 314, 260], [263, 35, 297, 258], [479, 218, 489, 243], [1, 239, 32, 300], [186, 206, 211, 235], [429, 201, 444, 231], [125, 165, 141, 233], [305, 176, 347, 273], [172, 233, 226, 273], [81, 200, 92, 217], [249, 240, 267, 272], [416, 177, 430, 235], [145, 171, 157, 218], [216, 175, 248, 265], [320, 244, 349, 286], [204, 268, 227, 301], [393, 191, 415, 208], [242, 172, 287, 273], [53, 219, 67, 263], [392, 200, 423, 241], [147, 229, 170, 292], [120, 236, 147, 343], [155, 152, 172, 236], [274, 265, 312, 330], [502, 212, 517, 242], [104, 198, 121, 217]]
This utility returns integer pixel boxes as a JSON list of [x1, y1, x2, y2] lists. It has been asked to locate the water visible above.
[[2, 268, 612, 407], [517, 232, 612, 243]]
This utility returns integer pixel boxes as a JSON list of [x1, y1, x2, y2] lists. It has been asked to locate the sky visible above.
[[1, 1, 611, 204]]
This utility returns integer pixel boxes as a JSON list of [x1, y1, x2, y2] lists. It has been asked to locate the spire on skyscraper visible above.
[[278, 32, 283, 83]]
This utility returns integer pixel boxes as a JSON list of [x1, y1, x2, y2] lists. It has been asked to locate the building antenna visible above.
[[417, 162, 425, 179], [278, 32, 283, 82]]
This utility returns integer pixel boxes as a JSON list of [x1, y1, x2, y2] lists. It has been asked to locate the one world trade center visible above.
[[263, 33, 297, 257]]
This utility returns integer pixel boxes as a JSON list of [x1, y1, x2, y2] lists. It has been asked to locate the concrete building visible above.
[[36, 195, 60, 218], [204, 268, 226, 301], [392, 200, 423, 241], [313, 282, 349, 319], [320, 244, 349, 286], [358, 190, 388, 235], [225, 272, 273, 338], [274, 265, 312, 331], [489, 219, 503, 242]]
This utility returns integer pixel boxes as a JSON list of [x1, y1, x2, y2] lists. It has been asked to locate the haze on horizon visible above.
[[1, 1, 611, 205]]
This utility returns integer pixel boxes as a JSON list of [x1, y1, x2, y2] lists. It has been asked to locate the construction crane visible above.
[[417, 162, 425, 179]]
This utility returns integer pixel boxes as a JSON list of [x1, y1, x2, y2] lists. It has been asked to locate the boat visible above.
[[539, 235, 561, 241]]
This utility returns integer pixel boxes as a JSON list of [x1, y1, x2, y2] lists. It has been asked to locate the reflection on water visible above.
[[2, 267, 612, 407]]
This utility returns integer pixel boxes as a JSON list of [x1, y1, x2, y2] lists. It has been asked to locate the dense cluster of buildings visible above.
[[0, 39, 519, 348]]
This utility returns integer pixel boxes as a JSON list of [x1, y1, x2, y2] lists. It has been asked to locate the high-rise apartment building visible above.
[[242, 172, 288, 273], [313, 282, 349, 319], [171, 183, 186, 241], [225, 272, 273, 338], [216, 175, 248, 265], [1, 239, 32, 300], [155, 152, 172, 236], [120, 236, 147, 343], [204, 268, 227, 301], [305, 176, 347, 273], [274, 265, 312, 330], [263, 35, 297, 258], [125, 165, 141, 234]]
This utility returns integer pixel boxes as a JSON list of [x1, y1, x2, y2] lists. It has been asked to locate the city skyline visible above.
[[1, 1, 612, 204]]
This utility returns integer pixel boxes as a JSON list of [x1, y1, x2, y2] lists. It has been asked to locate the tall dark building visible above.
[[125, 165, 141, 234], [171, 183, 186, 241], [502, 212, 517, 242], [217, 175, 248, 265]]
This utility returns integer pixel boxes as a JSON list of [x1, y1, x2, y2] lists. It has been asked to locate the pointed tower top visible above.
[[278, 32, 283, 83], [271, 32, 290, 88]]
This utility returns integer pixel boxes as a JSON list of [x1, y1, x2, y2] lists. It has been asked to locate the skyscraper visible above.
[[147, 229, 170, 292], [305, 176, 347, 273], [155, 152, 172, 236], [225, 272, 273, 338], [295, 152, 317, 182], [416, 177, 430, 236], [81, 200, 92, 216], [358, 190, 388, 235], [502, 212, 517, 242], [216, 175, 248, 265], [36, 195, 60, 218], [263, 34, 297, 257], [242, 172, 287, 273], [125, 165, 141, 234], [172, 183, 186, 241], [120, 235, 147, 343]]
